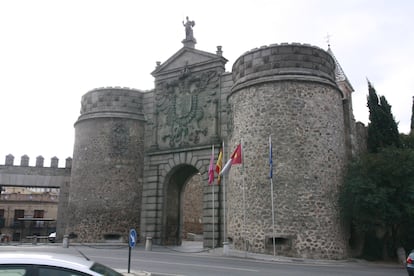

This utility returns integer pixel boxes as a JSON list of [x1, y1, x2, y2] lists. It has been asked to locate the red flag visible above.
[[220, 143, 242, 176], [231, 144, 242, 164], [208, 145, 215, 184]]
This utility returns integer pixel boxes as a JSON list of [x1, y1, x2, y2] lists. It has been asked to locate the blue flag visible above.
[[269, 135, 273, 179]]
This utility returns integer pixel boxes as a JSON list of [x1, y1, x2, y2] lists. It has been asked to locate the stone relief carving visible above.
[[111, 122, 129, 156], [156, 69, 219, 148]]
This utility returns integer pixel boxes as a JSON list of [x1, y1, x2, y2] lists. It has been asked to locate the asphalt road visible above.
[[0, 243, 407, 276]]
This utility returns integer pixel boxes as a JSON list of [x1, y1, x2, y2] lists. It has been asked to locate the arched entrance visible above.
[[163, 164, 203, 245]]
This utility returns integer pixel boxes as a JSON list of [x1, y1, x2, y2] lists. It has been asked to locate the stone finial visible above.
[[36, 156, 44, 167], [5, 154, 14, 166], [216, 46, 223, 56], [65, 157, 72, 169], [51, 156, 59, 168], [21, 155, 29, 167], [156, 61, 161, 69]]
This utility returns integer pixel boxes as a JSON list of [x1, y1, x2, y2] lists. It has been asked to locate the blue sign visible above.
[[129, 228, 137, 248]]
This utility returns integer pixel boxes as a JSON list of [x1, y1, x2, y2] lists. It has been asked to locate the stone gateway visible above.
[[57, 20, 365, 259]]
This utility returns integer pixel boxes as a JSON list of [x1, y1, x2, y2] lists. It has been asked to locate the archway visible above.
[[163, 164, 203, 245], [182, 173, 203, 242]]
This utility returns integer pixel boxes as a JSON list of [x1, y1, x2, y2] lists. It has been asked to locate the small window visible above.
[[91, 263, 123, 276], [33, 210, 44, 219], [14, 210, 24, 222], [267, 237, 290, 246]]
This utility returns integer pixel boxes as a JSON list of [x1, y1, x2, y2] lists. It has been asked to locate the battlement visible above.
[[89, 86, 145, 93], [77, 87, 146, 124], [231, 42, 336, 93], [3, 154, 72, 169]]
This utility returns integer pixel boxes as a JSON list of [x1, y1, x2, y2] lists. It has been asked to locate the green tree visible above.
[[411, 96, 414, 133], [366, 81, 401, 152], [341, 147, 414, 259], [341, 81, 412, 260]]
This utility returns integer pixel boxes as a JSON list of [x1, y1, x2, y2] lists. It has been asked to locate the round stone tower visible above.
[[65, 87, 145, 242], [227, 43, 348, 259]]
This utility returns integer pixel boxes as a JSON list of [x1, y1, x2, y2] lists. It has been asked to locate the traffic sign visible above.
[[129, 228, 137, 248]]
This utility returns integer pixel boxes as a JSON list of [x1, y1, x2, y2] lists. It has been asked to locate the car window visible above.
[[37, 266, 89, 276], [90, 263, 123, 276], [0, 265, 29, 276]]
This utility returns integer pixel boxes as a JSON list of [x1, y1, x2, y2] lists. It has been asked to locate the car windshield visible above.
[[90, 262, 123, 276]]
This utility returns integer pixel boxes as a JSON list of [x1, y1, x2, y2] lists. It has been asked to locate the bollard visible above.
[[223, 241, 229, 256], [145, 236, 152, 251], [62, 235, 69, 248]]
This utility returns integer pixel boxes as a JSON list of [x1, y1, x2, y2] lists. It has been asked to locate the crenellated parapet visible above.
[[4, 154, 72, 169], [76, 86, 146, 124], [231, 42, 338, 94]]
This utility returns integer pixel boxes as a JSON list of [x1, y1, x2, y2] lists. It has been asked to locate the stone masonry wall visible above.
[[226, 43, 348, 259], [63, 87, 145, 242], [182, 173, 203, 237]]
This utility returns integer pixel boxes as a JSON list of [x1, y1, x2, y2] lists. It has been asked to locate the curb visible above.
[[120, 271, 151, 276]]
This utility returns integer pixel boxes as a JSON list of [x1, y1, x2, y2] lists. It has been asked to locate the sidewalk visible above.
[[166, 241, 401, 268]]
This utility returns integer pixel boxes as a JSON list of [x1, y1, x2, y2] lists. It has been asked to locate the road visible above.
[[0, 243, 407, 276]]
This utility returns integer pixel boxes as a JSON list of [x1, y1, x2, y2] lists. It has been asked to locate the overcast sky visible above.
[[0, 0, 413, 166]]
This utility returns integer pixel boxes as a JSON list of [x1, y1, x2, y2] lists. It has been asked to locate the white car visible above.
[[0, 252, 123, 276], [48, 232, 56, 243]]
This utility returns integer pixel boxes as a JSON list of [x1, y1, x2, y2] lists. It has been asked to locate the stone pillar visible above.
[[5, 154, 14, 166], [20, 155, 29, 167], [65, 157, 72, 169], [51, 157, 59, 168], [36, 156, 44, 167]]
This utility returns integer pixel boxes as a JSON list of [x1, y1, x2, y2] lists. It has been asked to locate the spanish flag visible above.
[[215, 148, 223, 185]]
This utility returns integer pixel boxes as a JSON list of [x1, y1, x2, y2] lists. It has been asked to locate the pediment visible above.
[[152, 47, 227, 78]]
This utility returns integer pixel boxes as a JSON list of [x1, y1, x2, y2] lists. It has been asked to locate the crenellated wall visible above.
[[0, 155, 72, 189], [2, 154, 72, 169], [51, 39, 363, 259]]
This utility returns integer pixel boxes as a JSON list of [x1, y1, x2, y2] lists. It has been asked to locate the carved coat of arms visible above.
[[155, 69, 218, 148]]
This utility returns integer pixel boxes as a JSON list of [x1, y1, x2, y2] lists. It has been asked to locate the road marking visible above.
[[92, 255, 259, 272], [134, 259, 259, 272]]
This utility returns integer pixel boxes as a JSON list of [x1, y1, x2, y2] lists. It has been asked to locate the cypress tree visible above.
[[411, 96, 414, 134], [366, 81, 400, 152]]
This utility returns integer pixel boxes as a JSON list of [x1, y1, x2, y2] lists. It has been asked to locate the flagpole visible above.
[[212, 182, 215, 249], [218, 142, 241, 255], [222, 141, 226, 245], [241, 138, 247, 257], [269, 135, 276, 256], [212, 145, 215, 249], [270, 177, 276, 256]]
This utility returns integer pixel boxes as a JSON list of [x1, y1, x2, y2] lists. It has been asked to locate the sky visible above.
[[0, 0, 413, 167]]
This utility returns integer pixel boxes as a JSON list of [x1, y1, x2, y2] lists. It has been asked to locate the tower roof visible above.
[[327, 46, 354, 92]]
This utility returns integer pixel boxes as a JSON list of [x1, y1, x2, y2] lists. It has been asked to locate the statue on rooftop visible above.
[[182, 16, 195, 40]]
